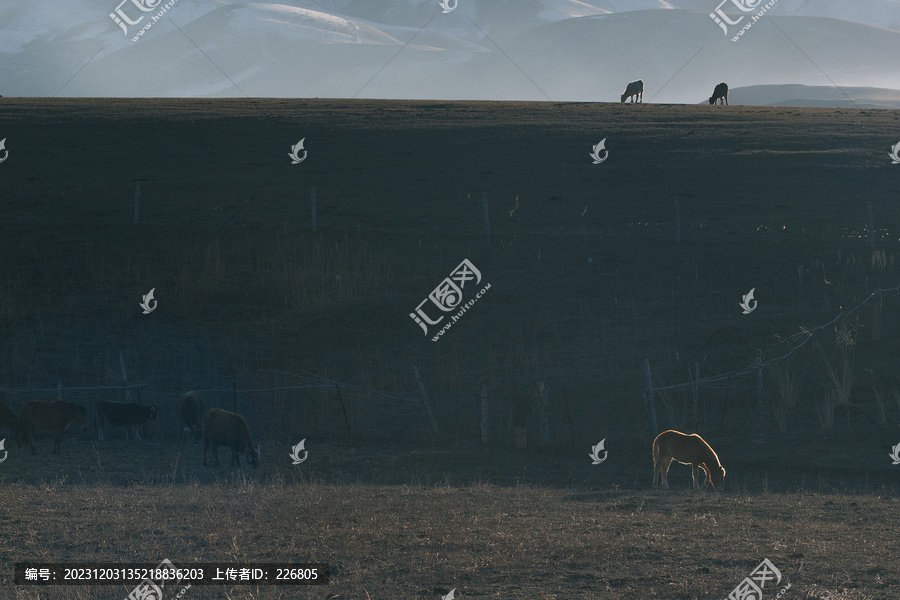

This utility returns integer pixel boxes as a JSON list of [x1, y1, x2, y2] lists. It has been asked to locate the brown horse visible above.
[[652, 430, 725, 490], [19, 400, 88, 455]]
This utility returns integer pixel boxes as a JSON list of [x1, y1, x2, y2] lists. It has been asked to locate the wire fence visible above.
[[3, 282, 898, 448], [643, 284, 900, 438], [0, 368, 487, 446]]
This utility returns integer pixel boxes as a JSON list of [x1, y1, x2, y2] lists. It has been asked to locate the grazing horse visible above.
[[652, 430, 725, 490], [709, 82, 728, 105], [621, 79, 644, 103], [0, 401, 23, 447], [19, 400, 88, 455]]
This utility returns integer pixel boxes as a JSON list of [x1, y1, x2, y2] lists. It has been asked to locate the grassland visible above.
[[0, 98, 899, 598]]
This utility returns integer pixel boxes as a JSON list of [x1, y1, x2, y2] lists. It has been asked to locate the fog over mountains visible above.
[[1, 0, 899, 105]]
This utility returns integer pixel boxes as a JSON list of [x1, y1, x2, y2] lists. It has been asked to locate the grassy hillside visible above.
[[0, 98, 898, 598], [1, 99, 898, 440]]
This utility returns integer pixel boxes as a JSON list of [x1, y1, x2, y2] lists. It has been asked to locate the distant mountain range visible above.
[[723, 85, 900, 109], [1, 0, 898, 103]]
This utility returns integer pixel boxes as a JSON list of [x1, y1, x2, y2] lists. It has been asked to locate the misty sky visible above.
[[1, 0, 899, 104]]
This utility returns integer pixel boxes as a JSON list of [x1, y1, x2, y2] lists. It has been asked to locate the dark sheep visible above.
[[19, 400, 88, 455], [95, 400, 158, 441], [202, 408, 260, 468]]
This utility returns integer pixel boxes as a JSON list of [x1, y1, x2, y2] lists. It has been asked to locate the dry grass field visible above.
[[0, 98, 899, 599]]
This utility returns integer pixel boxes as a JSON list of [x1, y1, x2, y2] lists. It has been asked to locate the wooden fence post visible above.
[[311, 187, 317, 232], [134, 181, 141, 225], [482, 192, 490, 239], [479, 378, 489, 444], [692, 362, 699, 428], [642, 359, 658, 440], [873, 289, 882, 342], [756, 350, 764, 421], [867, 201, 875, 249], [562, 381, 575, 448], [674, 196, 680, 245], [335, 381, 352, 439], [119, 350, 131, 402], [719, 374, 732, 431], [412, 366, 440, 441], [536, 381, 549, 446], [454, 394, 460, 445], [57, 381, 62, 401]]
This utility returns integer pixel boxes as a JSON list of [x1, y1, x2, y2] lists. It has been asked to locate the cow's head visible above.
[[73, 404, 89, 430], [247, 444, 260, 468]]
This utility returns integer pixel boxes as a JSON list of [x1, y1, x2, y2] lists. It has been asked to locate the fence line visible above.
[[0, 384, 146, 394], [649, 283, 900, 394], [0, 369, 451, 413], [643, 283, 900, 438], [173, 370, 422, 404]]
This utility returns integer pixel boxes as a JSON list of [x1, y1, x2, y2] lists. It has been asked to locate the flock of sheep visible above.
[[0, 391, 260, 468], [621, 79, 729, 105]]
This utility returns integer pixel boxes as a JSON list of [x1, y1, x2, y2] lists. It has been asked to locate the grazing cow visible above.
[[620, 79, 643, 103], [175, 391, 206, 445], [19, 400, 88, 455], [709, 82, 728, 105], [0, 401, 23, 447], [202, 408, 260, 468], [95, 400, 158, 441]]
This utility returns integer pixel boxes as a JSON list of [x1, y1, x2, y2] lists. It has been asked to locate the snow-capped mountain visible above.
[[0, 0, 898, 102]]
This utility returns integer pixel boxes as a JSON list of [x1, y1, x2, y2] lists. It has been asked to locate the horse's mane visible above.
[[696, 435, 722, 468]]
